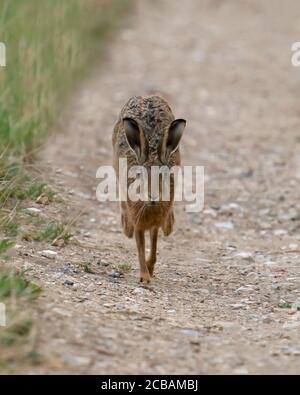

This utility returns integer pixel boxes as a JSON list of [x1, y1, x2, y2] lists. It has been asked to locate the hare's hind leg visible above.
[[135, 229, 151, 283], [147, 227, 158, 277]]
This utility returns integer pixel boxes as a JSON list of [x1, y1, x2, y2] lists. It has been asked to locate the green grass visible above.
[[0, 162, 46, 205], [118, 263, 132, 272], [1, 218, 18, 237], [0, 0, 130, 158], [0, 241, 42, 368], [278, 302, 300, 311], [0, 238, 15, 253], [81, 262, 96, 274], [26, 221, 73, 243], [0, 164, 57, 237], [0, 269, 42, 301], [0, 319, 32, 346]]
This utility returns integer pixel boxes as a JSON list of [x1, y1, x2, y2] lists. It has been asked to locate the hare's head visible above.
[[123, 117, 186, 167], [122, 115, 186, 228]]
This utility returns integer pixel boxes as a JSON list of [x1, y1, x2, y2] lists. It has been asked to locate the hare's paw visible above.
[[139, 270, 151, 283]]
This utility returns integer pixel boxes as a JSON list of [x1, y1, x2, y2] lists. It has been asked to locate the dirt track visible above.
[[16, 0, 300, 373]]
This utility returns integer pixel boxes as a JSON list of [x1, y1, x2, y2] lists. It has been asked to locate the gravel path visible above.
[[17, 0, 300, 373]]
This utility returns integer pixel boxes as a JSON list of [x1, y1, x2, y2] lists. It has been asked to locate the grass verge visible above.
[[0, 241, 42, 371], [0, 0, 131, 157]]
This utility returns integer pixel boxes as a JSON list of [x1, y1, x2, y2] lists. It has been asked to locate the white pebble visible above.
[[215, 221, 234, 230], [40, 250, 58, 259], [26, 207, 42, 214]]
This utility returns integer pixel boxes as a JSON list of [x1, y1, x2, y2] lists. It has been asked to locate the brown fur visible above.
[[112, 96, 186, 282]]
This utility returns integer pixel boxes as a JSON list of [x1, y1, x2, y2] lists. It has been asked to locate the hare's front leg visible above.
[[135, 229, 151, 283], [147, 227, 158, 277], [162, 210, 174, 236], [121, 202, 134, 238]]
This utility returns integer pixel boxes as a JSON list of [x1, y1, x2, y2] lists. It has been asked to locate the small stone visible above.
[[41, 250, 57, 259], [108, 270, 122, 278], [85, 284, 95, 292], [63, 355, 91, 367], [273, 229, 288, 236], [289, 243, 298, 250], [230, 303, 245, 309], [132, 287, 145, 295], [101, 259, 109, 267], [215, 221, 234, 230], [203, 209, 217, 218], [281, 346, 300, 356], [52, 238, 65, 247], [239, 169, 253, 178], [36, 195, 50, 205], [64, 279, 74, 286], [26, 207, 42, 214], [233, 367, 249, 375], [235, 286, 254, 294], [219, 203, 242, 214], [271, 284, 280, 291], [235, 251, 254, 262], [180, 328, 200, 337]]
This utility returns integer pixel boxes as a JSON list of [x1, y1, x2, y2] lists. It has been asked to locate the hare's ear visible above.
[[160, 119, 186, 162], [123, 117, 148, 163]]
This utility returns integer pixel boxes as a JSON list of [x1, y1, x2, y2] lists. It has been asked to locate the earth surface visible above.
[[11, 0, 300, 374]]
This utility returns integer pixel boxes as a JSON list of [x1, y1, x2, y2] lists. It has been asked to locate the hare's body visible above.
[[113, 96, 186, 282]]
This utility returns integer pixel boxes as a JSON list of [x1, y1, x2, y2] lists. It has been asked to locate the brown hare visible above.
[[112, 96, 186, 283]]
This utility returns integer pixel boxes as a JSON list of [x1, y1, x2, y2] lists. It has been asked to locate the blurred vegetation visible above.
[[0, 241, 42, 371], [0, 0, 130, 158]]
